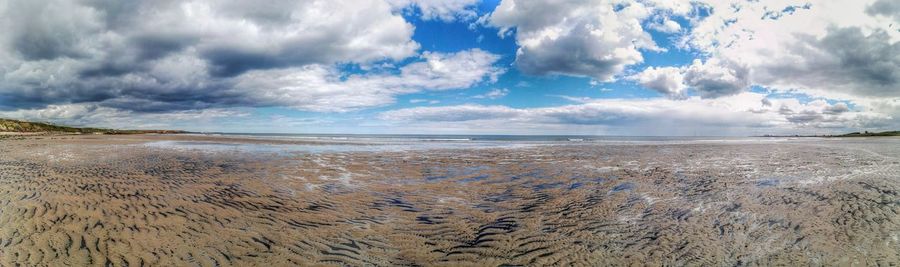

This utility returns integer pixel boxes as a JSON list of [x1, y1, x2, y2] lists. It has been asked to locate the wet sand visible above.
[[0, 135, 898, 266]]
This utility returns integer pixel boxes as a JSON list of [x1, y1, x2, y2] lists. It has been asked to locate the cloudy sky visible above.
[[0, 0, 898, 135]]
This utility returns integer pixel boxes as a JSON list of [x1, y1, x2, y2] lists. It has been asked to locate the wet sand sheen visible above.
[[0, 135, 898, 266]]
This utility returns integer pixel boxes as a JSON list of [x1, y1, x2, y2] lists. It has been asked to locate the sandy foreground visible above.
[[0, 135, 897, 266]]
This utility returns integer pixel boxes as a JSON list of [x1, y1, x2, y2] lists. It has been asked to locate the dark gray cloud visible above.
[[820, 27, 899, 93], [824, 102, 850, 114], [488, 0, 664, 80], [866, 0, 900, 22], [513, 24, 633, 79], [684, 59, 751, 99], [0, 0, 458, 114], [5, 0, 99, 60], [785, 110, 824, 124], [202, 48, 287, 78], [541, 108, 631, 125], [129, 34, 198, 61], [754, 26, 900, 98]]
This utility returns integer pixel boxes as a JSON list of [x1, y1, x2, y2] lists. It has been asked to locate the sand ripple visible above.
[[0, 136, 897, 266]]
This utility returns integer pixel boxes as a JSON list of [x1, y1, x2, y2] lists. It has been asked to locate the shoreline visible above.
[[3, 129, 900, 141]]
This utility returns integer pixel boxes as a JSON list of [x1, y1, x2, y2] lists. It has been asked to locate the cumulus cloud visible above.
[[625, 0, 897, 102], [866, 0, 900, 23], [684, 0, 899, 100], [488, 0, 898, 103], [1, 0, 898, 134], [2, 0, 419, 75], [647, 17, 683, 33], [683, 59, 751, 98], [0, 103, 248, 129], [231, 49, 503, 112], [629, 66, 687, 98], [631, 58, 750, 99], [0, 0, 505, 120], [488, 0, 674, 81], [388, 0, 481, 22], [824, 102, 850, 114], [473, 88, 510, 99]]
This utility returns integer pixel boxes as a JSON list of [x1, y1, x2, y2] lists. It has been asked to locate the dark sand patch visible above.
[[0, 135, 897, 266]]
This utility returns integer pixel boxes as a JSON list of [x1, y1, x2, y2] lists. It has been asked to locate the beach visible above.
[[0, 134, 897, 266]]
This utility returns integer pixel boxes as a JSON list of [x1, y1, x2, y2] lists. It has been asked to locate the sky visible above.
[[0, 0, 898, 135]]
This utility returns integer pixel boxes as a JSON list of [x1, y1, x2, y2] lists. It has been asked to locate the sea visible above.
[[142, 133, 801, 154]]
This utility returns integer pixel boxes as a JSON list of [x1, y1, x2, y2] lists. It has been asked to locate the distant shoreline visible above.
[[757, 131, 900, 138], [4, 117, 899, 138], [0, 130, 188, 135]]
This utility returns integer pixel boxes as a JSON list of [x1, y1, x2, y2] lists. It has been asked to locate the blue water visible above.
[[204, 133, 780, 143], [141, 133, 796, 153]]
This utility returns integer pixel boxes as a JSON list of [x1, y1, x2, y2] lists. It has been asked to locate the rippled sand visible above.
[[0, 135, 898, 266]]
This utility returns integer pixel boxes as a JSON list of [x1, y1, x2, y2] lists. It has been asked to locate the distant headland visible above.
[[0, 118, 187, 135], [760, 131, 900, 137]]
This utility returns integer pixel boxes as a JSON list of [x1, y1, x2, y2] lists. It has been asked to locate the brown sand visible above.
[[0, 135, 897, 266]]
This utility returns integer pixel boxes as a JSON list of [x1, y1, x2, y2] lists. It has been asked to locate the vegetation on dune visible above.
[[1, 118, 103, 133], [0, 118, 185, 134], [836, 131, 900, 137], [760, 130, 900, 137]]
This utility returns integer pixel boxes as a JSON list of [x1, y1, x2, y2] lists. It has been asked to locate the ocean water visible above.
[[207, 133, 801, 144], [142, 133, 800, 153], [216, 133, 777, 142]]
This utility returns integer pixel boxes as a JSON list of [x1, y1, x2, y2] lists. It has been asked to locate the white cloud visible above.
[[648, 17, 683, 33], [232, 49, 504, 112], [486, 0, 897, 103], [631, 58, 750, 99], [683, 58, 751, 98], [644, 0, 695, 16], [389, 0, 481, 22], [410, 99, 440, 104], [0, 0, 507, 122], [0, 103, 247, 129], [629, 66, 687, 98], [0, 0, 511, 129], [683, 0, 899, 100], [0, 0, 422, 112], [381, 92, 893, 134], [488, 0, 672, 81], [473, 88, 510, 99], [2, 0, 898, 135]]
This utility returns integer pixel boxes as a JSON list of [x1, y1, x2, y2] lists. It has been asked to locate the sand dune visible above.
[[0, 135, 897, 266]]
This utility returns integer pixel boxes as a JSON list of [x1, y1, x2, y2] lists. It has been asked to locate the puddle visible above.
[[425, 165, 490, 181], [756, 178, 781, 187], [459, 174, 491, 183], [611, 182, 635, 193]]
